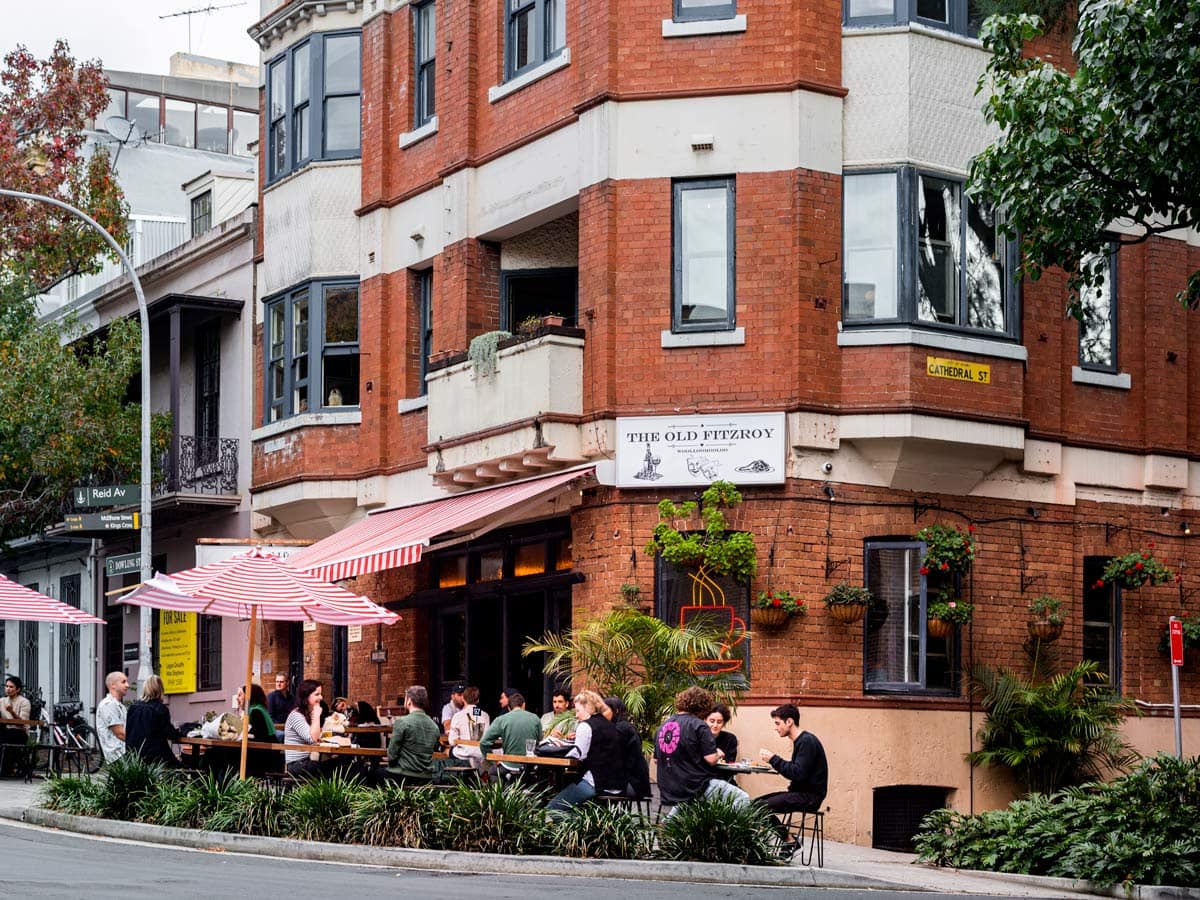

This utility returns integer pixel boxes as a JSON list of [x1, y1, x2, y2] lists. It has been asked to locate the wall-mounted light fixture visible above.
[[1183, 522, 1192, 536], [1026, 506, 1039, 519]]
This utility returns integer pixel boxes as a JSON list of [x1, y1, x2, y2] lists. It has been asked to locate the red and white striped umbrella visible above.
[[0, 573, 105, 624], [118, 547, 399, 626]]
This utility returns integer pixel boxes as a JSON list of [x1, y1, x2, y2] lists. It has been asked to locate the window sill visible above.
[[661, 327, 745, 348], [837, 326, 1028, 362], [662, 14, 747, 38], [398, 395, 429, 414], [398, 117, 438, 149], [488, 50, 571, 104], [263, 158, 363, 195], [842, 21, 984, 50], [252, 409, 362, 441], [1072, 366, 1131, 390]]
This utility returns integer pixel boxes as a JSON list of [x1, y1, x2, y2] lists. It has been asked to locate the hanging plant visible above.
[[1027, 594, 1065, 642], [916, 523, 977, 576], [644, 480, 757, 583], [823, 582, 871, 625], [1096, 544, 1173, 591], [467, 330, 512, 378], [928, 585, 974, 627]]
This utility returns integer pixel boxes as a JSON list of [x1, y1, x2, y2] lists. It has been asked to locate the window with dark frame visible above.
[[674, 0, 736, 22], [844, 0, 985, 37], [1078, 246, 1117, 372], [673, 177, 736, 333], [267, 31, 361, 182], [198, 614, 222, 691], [505, 0, 566, 80], [863, 540, 957, 694], [418, 269, 433, 395], [413, 0, 436, 127], [843, 167, 1017, 339], [263, 280, 360, 423], [190, 191, 212, 237], [501, 268, 578, 330], [1082, 556, 1121, 689]]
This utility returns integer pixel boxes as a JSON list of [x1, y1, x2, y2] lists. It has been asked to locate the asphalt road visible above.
[[0, 820, 1020, 900]]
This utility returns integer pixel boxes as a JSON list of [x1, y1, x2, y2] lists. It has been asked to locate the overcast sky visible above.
[[7, 1, 260, 75]]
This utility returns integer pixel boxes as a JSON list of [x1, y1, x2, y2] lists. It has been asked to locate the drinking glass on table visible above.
[[524, 738, 537, 756]]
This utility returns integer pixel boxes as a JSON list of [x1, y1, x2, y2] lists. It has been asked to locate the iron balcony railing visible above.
[[155, 436, 239, 496]]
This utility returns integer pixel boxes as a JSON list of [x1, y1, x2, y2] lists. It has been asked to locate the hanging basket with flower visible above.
[[1027, 594, 1065, 642], [752, 589, 806, 627], [916, 523, 977, 576], [1095, 544, 1173, 591], [927, 587, 973, 638], [823, 582, 872, 625]]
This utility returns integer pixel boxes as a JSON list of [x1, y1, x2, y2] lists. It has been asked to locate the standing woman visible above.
[[284, 679, 329, 778], [125, 675, 180, 767], [548, 690, 625, 814]]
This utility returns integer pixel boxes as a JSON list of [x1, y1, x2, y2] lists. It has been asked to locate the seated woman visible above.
[[547, 691, 626, 815], [707, 702, 739, 764], [604, 695, 651, 799], [125, 675, 180, 767], [283, 679, 333, 779]]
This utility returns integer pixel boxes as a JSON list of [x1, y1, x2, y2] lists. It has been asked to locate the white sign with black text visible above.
[[615, 412, 786, 487]]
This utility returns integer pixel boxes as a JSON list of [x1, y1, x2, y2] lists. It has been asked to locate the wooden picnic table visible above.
[[344, 724, 391, 734], [0, 719, 44, 729], [485, 752, 577, 768], [179, 736, 386, 759]]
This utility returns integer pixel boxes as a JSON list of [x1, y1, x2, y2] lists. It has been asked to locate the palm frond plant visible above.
[[966, 660, 1139, 796], [656, 794, 781, 865], [524, 607, 749, 746]]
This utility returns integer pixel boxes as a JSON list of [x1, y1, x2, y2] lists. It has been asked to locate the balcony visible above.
[[426, 327, 587, 487], [156, 436, 240, 497]]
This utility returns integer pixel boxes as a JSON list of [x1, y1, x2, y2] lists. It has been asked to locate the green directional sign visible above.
[[64, 512, 140, 532], [105, 552, 143, 578], [73, 484, 141, 508]]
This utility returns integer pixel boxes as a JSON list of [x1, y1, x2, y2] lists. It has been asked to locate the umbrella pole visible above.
[[239, 605, 258, 781]]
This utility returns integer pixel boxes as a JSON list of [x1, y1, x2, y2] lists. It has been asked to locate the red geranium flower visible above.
[[1135, 561, 1144, 570], [920, 566, 930, 576], [967, 524, 976, 533], [1148, 541, 1156, 549], [772, 598, 781, 608], [940, 562, 950, 571]]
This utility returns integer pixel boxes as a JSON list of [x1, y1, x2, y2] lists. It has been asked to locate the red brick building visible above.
[[247, 0, 1199, 845]]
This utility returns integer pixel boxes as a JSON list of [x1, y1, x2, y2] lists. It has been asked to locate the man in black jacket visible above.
[[757, 703, 828, 824]]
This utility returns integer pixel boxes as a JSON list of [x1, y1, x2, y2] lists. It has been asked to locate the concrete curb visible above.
[[945, 867, 1200, 900], [6, 806, 914, 890]]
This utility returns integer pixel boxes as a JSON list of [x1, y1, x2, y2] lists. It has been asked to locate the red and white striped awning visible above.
[[119, 547, 399, 626], [290, 466, 595, 582], [0, 574, 106, 624]]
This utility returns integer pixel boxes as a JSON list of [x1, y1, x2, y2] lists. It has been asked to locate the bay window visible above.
[[1077, 247, 1117, 372]]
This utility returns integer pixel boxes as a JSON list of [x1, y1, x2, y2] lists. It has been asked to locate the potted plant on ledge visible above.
[[823, 582, 871, 625], [927, 588, 973, 638], [752, 589, 805, 627], [1096, 544, 1174, 591], [1027, 595, 1065, 642]]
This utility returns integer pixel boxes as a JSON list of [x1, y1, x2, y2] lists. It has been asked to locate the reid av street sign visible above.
[[73, 484, 141, 507]]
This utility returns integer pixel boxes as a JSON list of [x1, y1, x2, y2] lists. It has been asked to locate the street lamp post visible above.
[[0, 187, 154, 685]]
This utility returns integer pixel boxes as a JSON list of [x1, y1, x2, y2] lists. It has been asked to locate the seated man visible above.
[[540, 689, 575, 740], [447, 685, 490, 771], [655, 686, 749, 814], [385, 685, 442, 786], [480, 690, 542, 781], [757, 703, 828, 839]]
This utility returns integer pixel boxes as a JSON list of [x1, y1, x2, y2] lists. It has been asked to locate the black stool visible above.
[[779, 809, 825, 867]]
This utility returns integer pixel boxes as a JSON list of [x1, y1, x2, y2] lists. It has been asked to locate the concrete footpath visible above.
[[0, 778, 1187, 898]]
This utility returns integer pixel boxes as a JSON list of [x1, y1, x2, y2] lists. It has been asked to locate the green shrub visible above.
[[95, 753, 165, 819], [424, 781, 551, 855], [350, 783, 428, 848], [202, 774, 284, 836], [551, 803, 653, 859], [915, 754, 1200, 888], [656, 795, 780, 866], [41, 774, 103, 817], [281, 771, 363, 842], [137, 773, 203, 827]]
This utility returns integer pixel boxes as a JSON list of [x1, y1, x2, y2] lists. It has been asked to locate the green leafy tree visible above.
[[969, 0, 1200, 313], [524, 608, 748, 745], [966, 660, 1139, 796]]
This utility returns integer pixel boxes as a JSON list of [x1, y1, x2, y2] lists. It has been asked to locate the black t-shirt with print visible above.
[[655, 713, 718, 804]]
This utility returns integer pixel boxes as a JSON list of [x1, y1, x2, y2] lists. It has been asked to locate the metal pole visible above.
[[0, 188, 154, 687], [1170, 615, 1183, 758]]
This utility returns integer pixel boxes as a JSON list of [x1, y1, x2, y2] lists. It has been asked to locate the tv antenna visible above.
[[159, 2, 248, 55]]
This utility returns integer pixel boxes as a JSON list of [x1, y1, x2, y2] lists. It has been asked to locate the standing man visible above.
[[480, 690, 542, 781], [440, 683, 465, 731], [757, 703, 828, 836], [267, 673, 293, 725], [655, 686, 749, 813], [95, 671, 129, 764], [386, 685, 441, 786]]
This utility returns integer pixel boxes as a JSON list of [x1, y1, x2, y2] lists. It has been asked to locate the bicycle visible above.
[[46, 701, 103, 776]]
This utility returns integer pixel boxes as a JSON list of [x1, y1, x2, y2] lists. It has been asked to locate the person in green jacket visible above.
[[385, 685, 441, 785], [480, 690, 543, 781]]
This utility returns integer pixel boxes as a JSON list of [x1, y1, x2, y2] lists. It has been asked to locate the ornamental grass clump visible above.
[[349, 782, 429, 848], [424, 780, 552, 855], [916, 523, 976, 575], [41, 773, 103, 817], [203, 774, 284, 836], [552, 803, 654, 859], [281, 770, 363, 842], [655, 794, 781, 866], [1097, 544, 1174, 590], [94, 752, 165, 820]]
